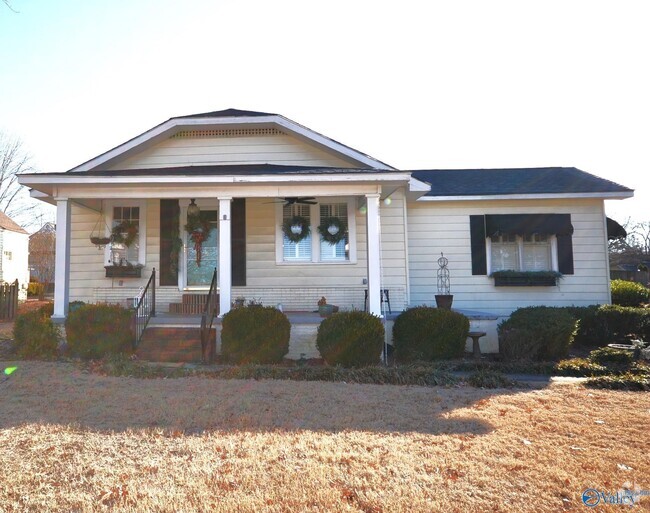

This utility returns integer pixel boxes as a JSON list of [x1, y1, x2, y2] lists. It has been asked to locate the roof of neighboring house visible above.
[[0, 211, 28, 234], [55, 164, 398, 177], [411, 167, 633, 197]]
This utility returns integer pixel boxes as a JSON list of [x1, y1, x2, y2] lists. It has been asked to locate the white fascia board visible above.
[[19, 172, 413, 186], [416, 191, 634, 201], [69, 114, 394, 173], [29, 189, 55, 205]]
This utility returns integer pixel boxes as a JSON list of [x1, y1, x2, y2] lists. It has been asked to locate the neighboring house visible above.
[[29, 222, 56, 289], [18, 108, 633, 354], [0, 211, 29, 300]]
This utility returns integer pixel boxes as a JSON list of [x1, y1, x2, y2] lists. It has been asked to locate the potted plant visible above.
[[318, 296, 334, 317], [233, 296, 246, 308], [434, 253, 453, 309]]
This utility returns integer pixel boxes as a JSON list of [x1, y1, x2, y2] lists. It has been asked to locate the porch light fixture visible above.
[[187, 198, 200, 217]]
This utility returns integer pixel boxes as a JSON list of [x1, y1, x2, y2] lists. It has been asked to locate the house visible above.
[[18, 109, 633, 357], [29, 222, 56, 291], [0, 211, 29, 300]]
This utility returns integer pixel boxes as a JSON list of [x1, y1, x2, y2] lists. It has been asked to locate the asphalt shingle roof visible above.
[[411, 167, 633, 196], [172, 108, 276, 119], [0, 211, 28, 234]]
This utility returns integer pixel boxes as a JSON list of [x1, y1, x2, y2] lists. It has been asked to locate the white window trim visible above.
[[275, 197, 357, 265], [486, 234, 558, 274], [103, 200, 147, 266]]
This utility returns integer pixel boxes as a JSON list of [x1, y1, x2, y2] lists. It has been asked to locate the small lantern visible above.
[[187, 198, 200, 217]]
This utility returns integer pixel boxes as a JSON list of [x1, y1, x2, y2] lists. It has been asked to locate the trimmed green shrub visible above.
[[221, 305, 290, 364], [393, 307, 469, 362], [588, 346, 634, 366], [65, 304, 133, 359], [316, 311, 384, 367], [570, 305, 650, 347], [498, 306, 576, 361], [12, 304, 59, 359], [610, 279, 650, 307]]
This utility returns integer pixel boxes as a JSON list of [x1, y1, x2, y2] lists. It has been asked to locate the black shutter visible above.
[[231, 198, 246, 286], [159, 199, 180, 286], [557, 234, 574, 275], [469, 215, 487, 275]]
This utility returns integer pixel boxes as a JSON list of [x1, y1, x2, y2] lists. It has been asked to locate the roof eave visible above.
[[417, 191, 634, 201]]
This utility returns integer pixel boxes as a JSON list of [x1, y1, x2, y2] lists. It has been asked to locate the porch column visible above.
[[53, 198, 71, 321], [218, 197, 232, 317], [365, 193, 382, 317]]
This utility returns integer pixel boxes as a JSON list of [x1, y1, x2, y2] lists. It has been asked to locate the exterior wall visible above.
[[407, 198, 610, 317], [0, 229, 29, 299], [109, 133, 356, 170], [67, 191, 409, 313]]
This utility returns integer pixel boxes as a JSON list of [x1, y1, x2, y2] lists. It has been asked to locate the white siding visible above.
[[108, 134, 356, 170], [1, 229, 29, 299], [407, 198, 610, 317]]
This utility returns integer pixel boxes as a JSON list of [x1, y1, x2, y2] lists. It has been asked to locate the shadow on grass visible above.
[[0, 360, 542, 436]]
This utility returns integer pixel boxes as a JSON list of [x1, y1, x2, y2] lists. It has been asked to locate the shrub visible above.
[[393, 307, 469, 362], [610, 279, 650, 307], [27, 282, 45, 298], [498, 306, 576, 361], [467, 369, 518, 388], [586, 373, 650, 391], [65, 304, 133, 359], [221, 305, 290, 364], [317, 311, 384, 367], [554, 358, 608, 377], [570, 305, 650, 347], [12, 304, 59, 359], [588, 346, 634, 366]]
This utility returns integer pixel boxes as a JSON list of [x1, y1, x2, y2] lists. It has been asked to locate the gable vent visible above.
[[172, 128, 285, 139]]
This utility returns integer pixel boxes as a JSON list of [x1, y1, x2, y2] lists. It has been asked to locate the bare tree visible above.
[[0, 132, 43, 229], [29, 222, 56, 299]]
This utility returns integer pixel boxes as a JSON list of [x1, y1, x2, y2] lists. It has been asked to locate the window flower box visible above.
[[490, 271, 562, 287], [105, 265, 143, 278]]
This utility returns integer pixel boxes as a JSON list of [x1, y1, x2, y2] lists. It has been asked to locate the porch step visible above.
[[136, 327, 215, 363], [168, 294, 219, 315]]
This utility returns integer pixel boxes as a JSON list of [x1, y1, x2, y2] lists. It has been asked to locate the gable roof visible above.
[[0, 211, 28, 234], [412, 167, 633, 198], [67, 108, 395, 173]]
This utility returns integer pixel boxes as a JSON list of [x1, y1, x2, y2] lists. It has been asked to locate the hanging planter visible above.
[[89, 207, 111, 249], [318, 217, 347, 245], [184, 213, 214, 267], [282, 215, 310, 243], [111, 220, 139, 247]]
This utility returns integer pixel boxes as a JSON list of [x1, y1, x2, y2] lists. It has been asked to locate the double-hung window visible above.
[[319, 203, 349, 261], [489, 233, 553, 272], [104, 201, 147, 266], [282, 204, 312, 262]]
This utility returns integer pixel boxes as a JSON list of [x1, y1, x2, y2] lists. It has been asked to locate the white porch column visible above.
[[218, 197, 232, 317], [53, 198, 71, 321], [365, 193, 382, 317]]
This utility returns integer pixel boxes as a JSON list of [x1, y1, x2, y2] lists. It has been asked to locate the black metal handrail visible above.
[[200, 268, 218, 363], [133, 268, 156, 349]]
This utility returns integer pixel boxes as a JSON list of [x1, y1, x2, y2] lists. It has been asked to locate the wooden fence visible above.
[[0, 280, 19, 321]]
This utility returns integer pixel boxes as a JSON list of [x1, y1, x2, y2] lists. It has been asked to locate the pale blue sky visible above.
[[1, 0, 648, 226]]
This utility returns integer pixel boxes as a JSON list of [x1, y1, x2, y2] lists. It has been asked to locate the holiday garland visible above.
[[318, 216, 347, 245], [282, 216, 311, 243], [184, 214, 214, 266], [111, 220, 139, 247]]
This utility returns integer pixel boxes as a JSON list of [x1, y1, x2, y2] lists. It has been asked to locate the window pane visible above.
[[112, 206, 140, 264], [491, 235, 519, 271], [320, 203, 348, 261], [283, 204, 311, 261], [522, 237, 551, 271]]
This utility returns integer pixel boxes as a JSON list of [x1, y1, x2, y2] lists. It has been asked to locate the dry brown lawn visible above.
[[0, 361, 648, 512]]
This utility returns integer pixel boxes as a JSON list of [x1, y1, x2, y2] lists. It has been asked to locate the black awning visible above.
[[485, 214, 573, 237], [606, 217, 627, 240]]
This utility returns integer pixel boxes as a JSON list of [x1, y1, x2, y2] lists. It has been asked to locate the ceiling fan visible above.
[[266, 197, 317, 206]]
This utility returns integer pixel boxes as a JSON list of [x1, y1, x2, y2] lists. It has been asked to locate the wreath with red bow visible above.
[[185, 214, 214, 266]]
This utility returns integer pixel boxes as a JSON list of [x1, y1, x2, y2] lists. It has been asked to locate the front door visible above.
[[185, 210, 218, 287]]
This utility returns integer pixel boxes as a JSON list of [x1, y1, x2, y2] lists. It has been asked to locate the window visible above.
[[489, 233, 552, 272], [104, 201, 147, 266], [3, 251, 12, 261], [282, 204, 312, 261], [277, 198, 356, 264]]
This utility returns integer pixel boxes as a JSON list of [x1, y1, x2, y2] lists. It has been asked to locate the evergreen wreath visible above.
[[111, 220, 139, 247], [318, 216, 347, 245], [184, 214, 214, 267], [282, 216, 311, 243]]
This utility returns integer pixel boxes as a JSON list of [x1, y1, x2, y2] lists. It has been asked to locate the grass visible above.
[[0, 361, 648, 512]]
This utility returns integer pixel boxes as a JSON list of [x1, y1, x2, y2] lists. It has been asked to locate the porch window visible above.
[[319, 203, 349, 261], [282, 204, 312, 261], [105, 201, 147, 266]]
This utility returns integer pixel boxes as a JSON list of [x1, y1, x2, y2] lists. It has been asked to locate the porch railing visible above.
[[0, 280, 19, 320], [133, 268, 156, 349], [200, 268, 218, 363]]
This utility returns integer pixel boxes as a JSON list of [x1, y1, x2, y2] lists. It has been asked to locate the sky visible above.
[[1, 0, 648, 229]]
